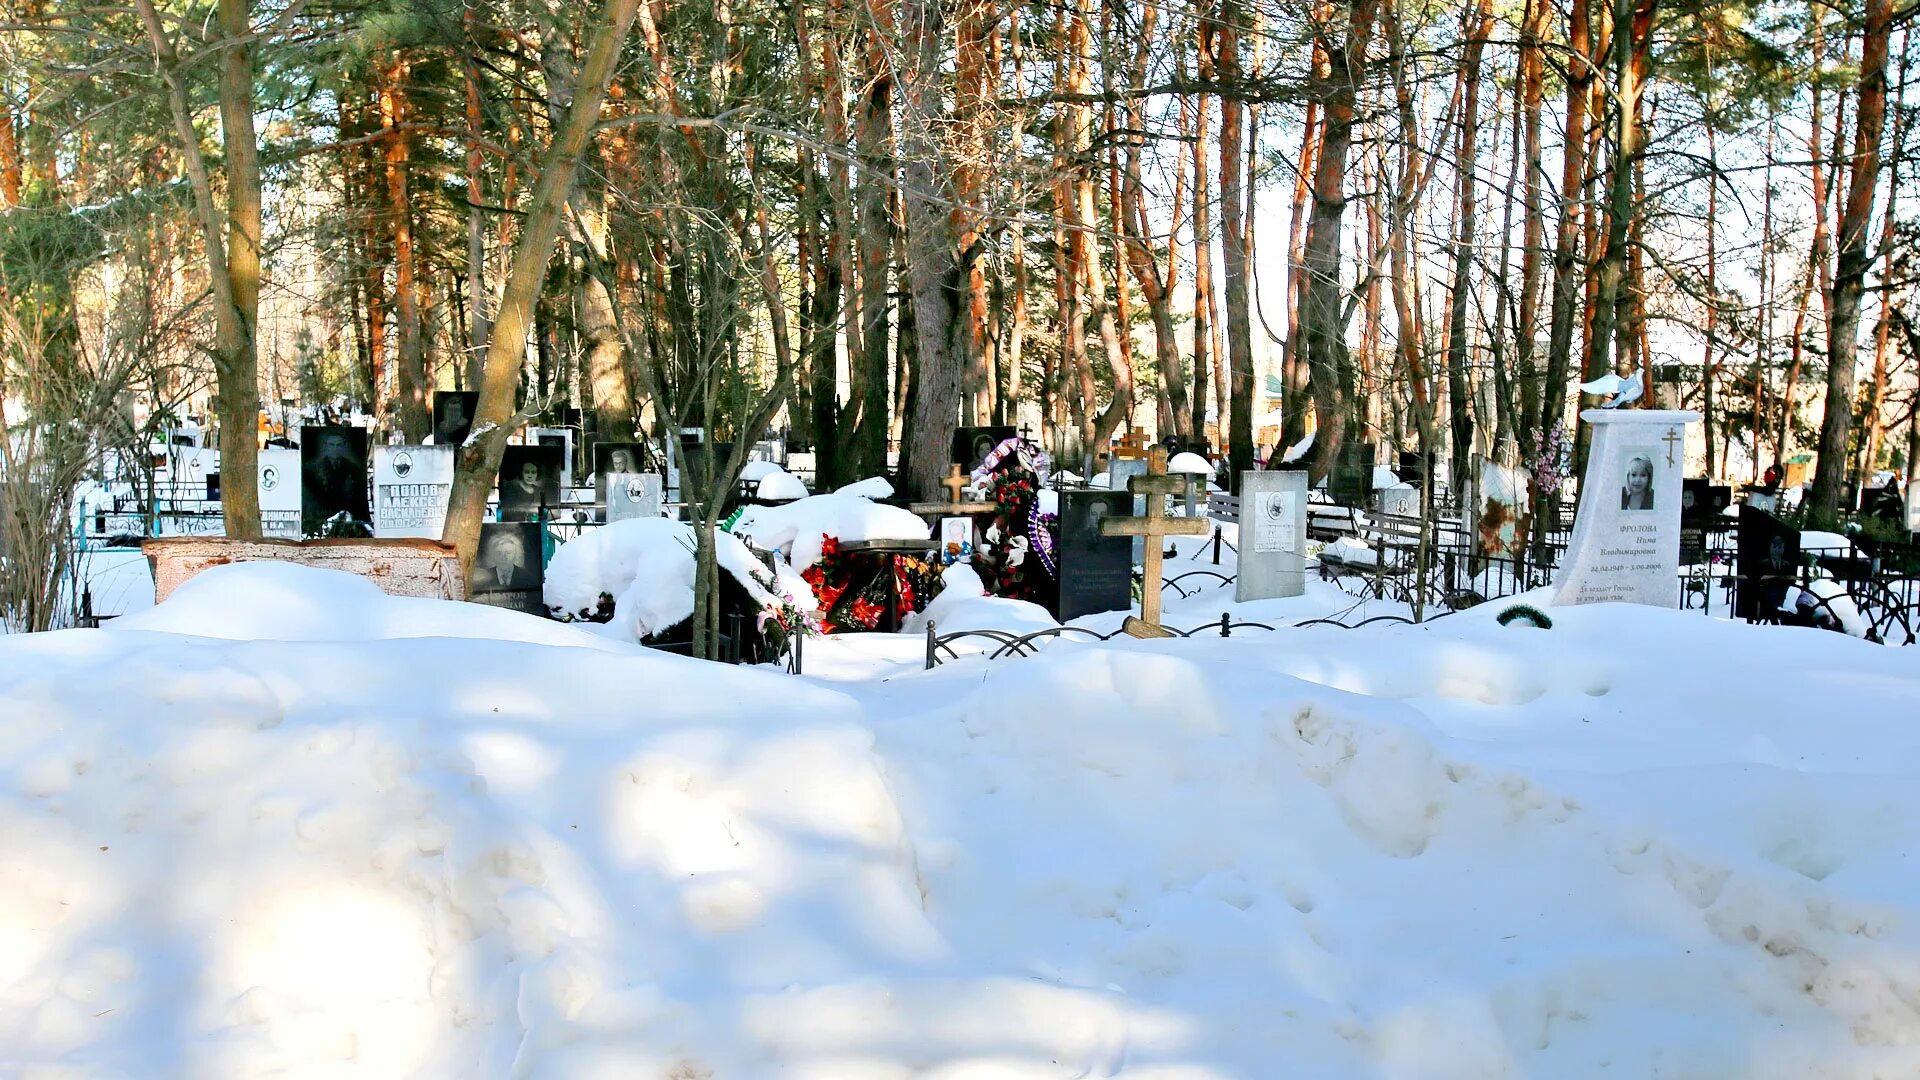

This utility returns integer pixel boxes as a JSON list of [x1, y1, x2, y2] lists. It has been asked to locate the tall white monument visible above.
[[1552, 409, 1698, 608]]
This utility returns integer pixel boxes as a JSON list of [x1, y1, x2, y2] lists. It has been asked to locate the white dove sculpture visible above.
[[1578, 370, 1645, 409]]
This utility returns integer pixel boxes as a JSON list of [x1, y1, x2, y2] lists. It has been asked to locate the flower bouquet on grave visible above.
[[750, 566, 821, 655], [800, 535, 942, 633], [971, 460, 1060, 608]]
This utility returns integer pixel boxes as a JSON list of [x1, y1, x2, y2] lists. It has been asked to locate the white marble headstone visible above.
[[1551, 409, 1698, 608], [257, 448, 302, 539], [373, 445, 455, 539], [1237, 470, 1308, 601]]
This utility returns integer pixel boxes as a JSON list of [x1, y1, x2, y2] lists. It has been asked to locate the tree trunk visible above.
[[1442, 0, 1492, 492], [1812, 0, 1895, 511], [441, 0, 644, 565], [1297, 0, 1377, 484], [1583, 0, 1656, 401], [846, 0, 894, 482], [1541, 0, 1593, 446], [1189, 60, 1215, 443]]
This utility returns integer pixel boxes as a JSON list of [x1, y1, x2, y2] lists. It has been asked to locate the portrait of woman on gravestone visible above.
[[1620, 452, 1655, 511], [498, 445, 563, 519]]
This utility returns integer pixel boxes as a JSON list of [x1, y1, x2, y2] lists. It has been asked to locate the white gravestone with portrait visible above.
[[1236, 469, 1308, 601], [606, 472, 662, 522], [257, 448, 302, 538], [372, 445, 454, 539], [1551, 409, 1699, 608]]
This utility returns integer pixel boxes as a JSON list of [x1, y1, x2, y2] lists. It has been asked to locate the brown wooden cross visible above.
[[1100, 446, 1210, 630], [909, 462, 998, 518]]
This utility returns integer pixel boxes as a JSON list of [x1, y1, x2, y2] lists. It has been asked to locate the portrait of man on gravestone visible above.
[[594, 442, 647, 502], [300, 425, 370, 534], [498, 444, 563, 519], [1620, 449, 1656, 511], [433, 391, 478, 447], [1079, 498, 1113, 546], [474, 525, 538, 591]]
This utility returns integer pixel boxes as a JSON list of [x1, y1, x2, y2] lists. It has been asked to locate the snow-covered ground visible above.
[[5, 562, 1920, 1076]]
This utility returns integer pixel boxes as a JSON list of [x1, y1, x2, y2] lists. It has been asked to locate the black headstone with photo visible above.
[[675, 434, 735, 509], [1056, 489, 1134, 621], [300, 425, 371, 535], [1396, 450, 1436, 486], [1735, 504, 1801, 622], [469, 521, 545, 614], [498, 444, 564, 521], [1330, 443, 1376, 507], [952, 426, 1017, 472], [594, 441, 648, 501], [432, 391, 478, 447]]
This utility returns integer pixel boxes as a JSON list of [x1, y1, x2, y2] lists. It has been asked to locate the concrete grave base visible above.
[[143, 537, 466, 605]]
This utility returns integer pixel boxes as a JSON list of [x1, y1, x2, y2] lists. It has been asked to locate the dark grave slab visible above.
[[469, 521, 546, 614], [1057, 489, 1135, 621], [498, 444, 564, 521], [300, 425, 371, 535], [432, 391, 478, 447], [1330, 443, 1376, 507], [1735, 504, 1800, 621]]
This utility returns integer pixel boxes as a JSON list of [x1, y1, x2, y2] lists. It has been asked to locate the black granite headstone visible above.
[[432, 391, 478, 447], [1735, 504, 1800, 622], [498, 444, 564, 521], [1330, 443, 1376, 507], [469, 521, 546, 614], [1396, 450, 1436, 486], [300, 425, 370, 535], [1057, 489, 1134, 621], [953, 426, 1017, 472]]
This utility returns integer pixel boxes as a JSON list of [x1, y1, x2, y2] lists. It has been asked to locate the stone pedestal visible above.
[[143, 537, 465, 605], [1551, 409, 1698, 608], [1236, 470, 1308, 601]]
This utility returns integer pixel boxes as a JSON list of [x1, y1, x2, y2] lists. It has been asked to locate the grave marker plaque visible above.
[[1237, 469, 1308, 601], [1551, 409, 1697, 608], [1329, 443, 1376, 507], [300, 425, 371, 536], [606, 472, 662, 522], [432, 391, 478, 447], [469, 521, 545, 614], [373, 445, 454, 538], [1735, 505, 1800, 621], [498, 444, 564, 521], [1058, 489, 1135, 621], [257, 448, 301, 538]]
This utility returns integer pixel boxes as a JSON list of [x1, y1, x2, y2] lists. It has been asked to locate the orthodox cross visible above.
[[1662, 427, 1683, 467], [1101, 446, 1210, 630], [909, 462, 998, 518]]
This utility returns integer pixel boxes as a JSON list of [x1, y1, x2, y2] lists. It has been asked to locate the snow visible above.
[[729, 491, 931, 569], [752, 468, 810, 502], [543, 517, 805, 639], [834, 476, 894, 499], [1166, 452, 1213, 475], [9, 558, 1920, 1075], [1280, 431, 1314, 463], [738, 459, 784, 482], [1372, 465, 1401, 490]]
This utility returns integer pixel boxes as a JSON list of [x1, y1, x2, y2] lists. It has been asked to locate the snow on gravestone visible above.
[[1236, 469, 1308, 601], [257, 448, 301, 539], [372, 446, 454, 539], [1551, 408, 1699, 608], [606, 472, 662, 522]]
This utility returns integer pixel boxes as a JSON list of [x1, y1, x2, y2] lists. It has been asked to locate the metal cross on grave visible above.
[[1662, 426, 1683, 467], [908, 462, 999, 519], [1101, 446, 1211, 633]]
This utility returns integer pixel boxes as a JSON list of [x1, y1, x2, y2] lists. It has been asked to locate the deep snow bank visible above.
[[6, 570, 1920, 1076]]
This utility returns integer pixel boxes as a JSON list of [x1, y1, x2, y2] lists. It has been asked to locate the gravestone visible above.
[[1236, 469, 1308, 602], [257, 448, 301, 538], [1467, 458, 1531, 558], [498, 443, 564, 521], [606, 472, 662, 522], [1907, 479, 1920, 533], [1329, 443, 1376, 507], [1396, 450, 1436, 486], [372, 445, 454, 538], [1747, 487, 1781, 514], [594, 442, 647, 501], [1551, 409, 1698, 608], [432, 391, 478, 447], [1057, 489, 1135, 621], [938, 516, 974, 564], [1735, 505, 1801, 621], [531, 427, 574, 489], [1108, 457, 1149, 561], [300, 425, 371, 536], [469, 521, 546, 614], [952, 426, 1016, 472], [1377, 483, 1420, 518], [144, 537, 462, 603]]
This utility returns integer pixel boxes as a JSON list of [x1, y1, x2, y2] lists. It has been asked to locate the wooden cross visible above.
[[909, 462, 998, 518], [1663, 426, 1683, 467], [1100, 446, 1210, 631]]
